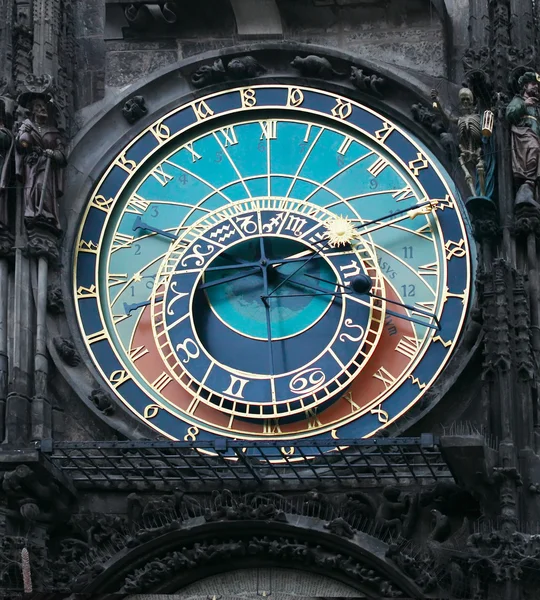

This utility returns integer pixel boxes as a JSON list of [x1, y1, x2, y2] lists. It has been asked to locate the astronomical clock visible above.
[[74, 84, 474, 457]]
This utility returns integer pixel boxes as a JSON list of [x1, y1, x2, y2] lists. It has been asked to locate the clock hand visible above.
[[198, 268, 261, 289], [304, 273, 441, 330], [266, 200, 435, 299], [132, 216, 178, 240], [133, 216, 261, 269], [259, 237, 275, 380], [123, 299, 151, 315]]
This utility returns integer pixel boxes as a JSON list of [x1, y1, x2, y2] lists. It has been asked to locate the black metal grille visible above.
[[38, 435, 453, 491]]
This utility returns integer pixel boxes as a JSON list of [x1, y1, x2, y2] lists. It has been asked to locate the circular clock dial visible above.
[[74, 85, 474, 449]]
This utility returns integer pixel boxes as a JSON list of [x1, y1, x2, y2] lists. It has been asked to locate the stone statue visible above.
[[0, 99, 13, 230], [455, 88, 486, 196], [506, 72, 540, 208], [15, 97, 66, 231], [432, 87, 495, 201]]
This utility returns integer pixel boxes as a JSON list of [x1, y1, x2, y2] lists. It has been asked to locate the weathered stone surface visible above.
[[106, 49, 179, 88]]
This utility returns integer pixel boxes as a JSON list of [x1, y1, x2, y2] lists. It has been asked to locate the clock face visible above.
[[74, 84, 474, 450]]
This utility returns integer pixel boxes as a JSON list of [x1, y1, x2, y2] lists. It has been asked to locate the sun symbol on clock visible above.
[[324, 215, 357, 248]]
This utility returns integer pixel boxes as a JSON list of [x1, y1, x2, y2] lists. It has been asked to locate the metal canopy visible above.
[[38, 435, 453, 491]]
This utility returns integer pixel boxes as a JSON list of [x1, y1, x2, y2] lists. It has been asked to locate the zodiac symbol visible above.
[[209, 224, 235, 243], [289, 368, 326, 395], [180, 244, 215, 267]]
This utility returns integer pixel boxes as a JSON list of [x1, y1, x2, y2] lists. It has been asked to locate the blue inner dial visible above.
[[204, 237, 337, 341]]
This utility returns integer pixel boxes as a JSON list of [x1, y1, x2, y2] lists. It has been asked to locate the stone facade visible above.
[[2, 1, 540, 598]]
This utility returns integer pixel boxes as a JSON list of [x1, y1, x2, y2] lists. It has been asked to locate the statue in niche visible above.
[[506, 72, 540, 209], [432, 87, 496, 202], [15, 96, 66, 232], [0, 99, 14, 230]]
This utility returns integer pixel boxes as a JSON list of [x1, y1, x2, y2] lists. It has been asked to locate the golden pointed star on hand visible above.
[[324, 216, 357, 248], [132, 272, 143, 282]]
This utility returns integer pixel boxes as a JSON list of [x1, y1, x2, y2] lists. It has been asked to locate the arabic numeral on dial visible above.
[[403, 246, 413, 259], [184, 426, 199, 441], [289, 368, 325, 395], [176, 338, 200, 363], [401, 284, 416, 298]]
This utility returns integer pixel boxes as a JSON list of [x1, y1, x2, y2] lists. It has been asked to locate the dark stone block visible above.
[[106, 50, 179, 88], [75, 0, 105, 38]]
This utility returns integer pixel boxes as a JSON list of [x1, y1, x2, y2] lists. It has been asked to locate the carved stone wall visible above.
[[4, 1, 540, 599]]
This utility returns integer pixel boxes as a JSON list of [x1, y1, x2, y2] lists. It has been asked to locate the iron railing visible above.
[[37, 434, 453, 491]]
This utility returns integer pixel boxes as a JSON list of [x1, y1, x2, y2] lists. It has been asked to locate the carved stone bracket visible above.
[[53, 337, 80, 367], [191, 56, 266, 88], [0, 226, 14, 259], [26, 226, 60, 264], [89, 388, 115, 416], [122, 95, 147, 124], [2, 464, 72, 524]]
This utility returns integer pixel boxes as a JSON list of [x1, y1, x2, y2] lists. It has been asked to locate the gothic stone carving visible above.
[[204, 489, 287, 523], [506, 72, 540, 211], [0, 98, 14, 231], [350, 66, 385, 96], [122, 96, 148, 125], [118, 535, 406, 596], [47, 284, 64, 314], [191, 56, 265, 89], [89, 388, 115, 416], [291, 55, 345, 79], [15, 96, 67, 233], [53, 337, 80, 367], [2, 464, 71, 523]]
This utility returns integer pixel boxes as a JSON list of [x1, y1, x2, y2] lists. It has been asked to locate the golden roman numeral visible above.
[[150, 164, 173, 186], [129, 346, 149, 362], [86, 329, 108, 344], [305, 407, 322, 429], [392, 185, 415, 202], [367, 156, 388, 177], [373, 366, 396, 390], [343, 390, 361, 414], [108, 273, 128, 287], [184, 142, 202, 162], [125, 194, 150, 215], [263, 419, 282, 434], [396, 335, 420, 359], [260, 120, 277, 139], [337, 135, 353, 156], [217, 126, 238, 147], [414, 300, 436, 313], [112, 232, 134, 251], [418, 262, 438, 278], [152, 372, 172, 393]]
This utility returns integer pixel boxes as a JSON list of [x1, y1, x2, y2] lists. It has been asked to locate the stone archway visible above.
[[128, 567, 363, 598]]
